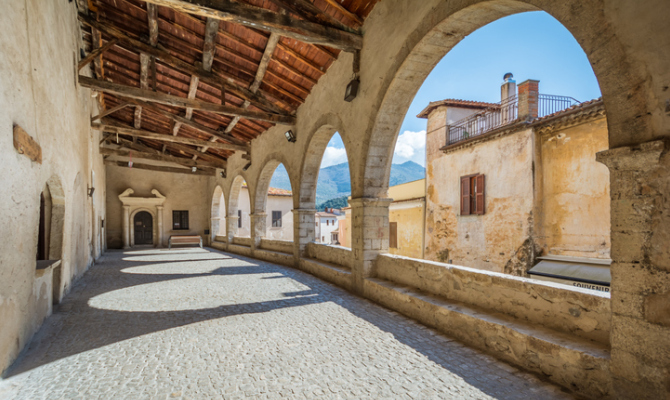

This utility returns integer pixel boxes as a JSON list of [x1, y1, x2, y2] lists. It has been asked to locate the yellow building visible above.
[[388, 179, 426, 258]]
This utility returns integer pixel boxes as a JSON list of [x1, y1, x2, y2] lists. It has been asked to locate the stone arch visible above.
[[360, 0, 649, 198], [298, 115, 353, 210], [43, 174, 66, 261], [129, 207, 157, 246], [227, 174, 248, 218], [210, 185, 225, 239], [253, 153, 295, 213]]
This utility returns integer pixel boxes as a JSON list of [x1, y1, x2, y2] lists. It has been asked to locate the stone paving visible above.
[[0, 248, 573, 399]]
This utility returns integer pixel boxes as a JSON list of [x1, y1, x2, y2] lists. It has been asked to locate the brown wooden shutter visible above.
[[475, 174, 485, 215], [389, 222, 398, 248], [460, 176, 470, 215]]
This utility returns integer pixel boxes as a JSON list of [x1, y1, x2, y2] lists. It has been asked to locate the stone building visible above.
[[1, 0, 669, 398], [419, 75, 610, 276], [315, 209, 340, 244]]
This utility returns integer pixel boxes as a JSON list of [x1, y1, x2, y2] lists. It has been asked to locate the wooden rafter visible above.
[[266, 0, 350, 31], [320, 0, 363, 27], [105, 160, 216, 176], [91, 101, 130, 122], [139, 0, 362, 51], [93, 123, 249, 152], [79, 13, 286, 115], [134, 3, 159, 129], [79, 75, 296, 124], [79, 38, 119, 71], [100, 146, 226, 169]]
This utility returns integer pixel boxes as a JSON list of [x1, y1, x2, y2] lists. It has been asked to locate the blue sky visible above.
[[311, 11, 601, 171]]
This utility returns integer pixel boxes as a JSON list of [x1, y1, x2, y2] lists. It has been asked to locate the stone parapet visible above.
[[306, 242, 353, 270]]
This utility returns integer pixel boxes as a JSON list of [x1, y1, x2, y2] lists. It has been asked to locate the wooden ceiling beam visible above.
[[320, 0, 363, 27], [93, 123, 249, 152], [265, 0, 350, 31], [91, 101, 130, 122], [105, 160, 216, 176], [79, 13, 286, 115], [134, 3, 159, 129], [79, 38, 119, 71], [139, 0, 362, 51], [100, 146, 226, 169], [79, 75, 296, 124]]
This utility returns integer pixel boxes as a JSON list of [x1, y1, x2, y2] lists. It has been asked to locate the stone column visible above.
[[156, 205, 164, 248], [349, 197, 393, 294], [226, 213, 239, 244], [250, 212, 267, 252], [293, 208, 316, 262], [122, 205, 131, 249], [597, 140, 670, 399]]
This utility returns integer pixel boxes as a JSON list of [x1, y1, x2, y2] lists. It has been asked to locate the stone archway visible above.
[[118, 189, 166, 248], [211, 185, 225, 241]]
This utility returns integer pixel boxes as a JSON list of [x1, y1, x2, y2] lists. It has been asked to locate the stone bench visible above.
[[168, 235, 202, 249]]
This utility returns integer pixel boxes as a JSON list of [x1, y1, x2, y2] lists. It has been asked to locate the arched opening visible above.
[[254, 161, 294, 241], [300, 128, 351, 247], [366, 9, 610, 287], [211, 186, 226, 241], [36, 175, 66, 303], [228, 176, 250, 238]]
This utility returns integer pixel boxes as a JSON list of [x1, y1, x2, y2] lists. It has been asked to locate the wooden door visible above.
[[134, 211, 153, 245]]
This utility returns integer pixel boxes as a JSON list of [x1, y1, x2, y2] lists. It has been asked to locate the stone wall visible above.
[[259, 239, 294, 254], [375, 254, 611, 345], [306, 243, 353, 270]]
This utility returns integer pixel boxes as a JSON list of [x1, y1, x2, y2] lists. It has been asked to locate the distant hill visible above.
[[270, 161, 425, 205], [317, 195, 349, 211]]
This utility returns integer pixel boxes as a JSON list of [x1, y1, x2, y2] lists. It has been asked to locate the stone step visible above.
[[299, 258, 352, 291], [364, 277, 611, 398]]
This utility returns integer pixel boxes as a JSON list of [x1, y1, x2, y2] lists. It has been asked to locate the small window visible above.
[[316, 222, 318, 227], [326, 220, 329, 226], [272, 211, 282, 227], [172, 210, 189, 230], [460, 174, 485, 216], [389, 222, 398, 249], [238, 210, 242, 228]]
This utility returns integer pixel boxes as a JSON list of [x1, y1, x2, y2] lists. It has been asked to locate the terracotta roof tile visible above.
[[417, 99, 500, 118]]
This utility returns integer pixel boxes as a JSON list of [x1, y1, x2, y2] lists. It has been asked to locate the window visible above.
[[460, 174, 485, 215], [326, 219, 329, 226], [238, 210, 242, 228], [172, 210, 189, 230], [272, 211, 282, 227], [316, 222, 318, 227], [389, 222, 398, 248]]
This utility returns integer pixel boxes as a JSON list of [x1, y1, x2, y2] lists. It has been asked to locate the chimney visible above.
[[501, 73, 516, 123], [518, 79, 539, 120]]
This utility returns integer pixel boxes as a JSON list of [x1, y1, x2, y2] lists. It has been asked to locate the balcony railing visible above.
[[446, 94, 580, 146]]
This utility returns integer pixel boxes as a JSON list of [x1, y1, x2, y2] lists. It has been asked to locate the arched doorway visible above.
[[134, 211, 153, 245], [211, 185, 226, 242]]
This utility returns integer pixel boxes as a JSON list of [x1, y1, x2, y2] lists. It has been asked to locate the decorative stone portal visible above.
[[118, 189, 166, 248]]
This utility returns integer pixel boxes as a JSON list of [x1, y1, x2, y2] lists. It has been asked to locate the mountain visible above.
[[270, 161, 425, 205]]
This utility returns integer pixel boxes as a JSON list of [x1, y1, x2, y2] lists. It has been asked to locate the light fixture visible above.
[[87, 186, 95, 197], [284, 129, 296, 143], [344, 79, 359, 102], [220, 170, 226, 178], [242, 161, 252, 171], [191, 166, 197, 173]]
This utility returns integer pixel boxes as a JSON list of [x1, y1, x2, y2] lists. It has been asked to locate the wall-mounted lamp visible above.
[[284, 129, 296, 143], [191, 166, 197, 173], [344, 79, 359, 102], [87, 186, 95, 197], [220, 169, 226, 179], [242, 161, 252, 171]]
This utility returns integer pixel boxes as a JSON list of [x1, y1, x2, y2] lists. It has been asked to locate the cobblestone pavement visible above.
[[0, 248, 573, 399]]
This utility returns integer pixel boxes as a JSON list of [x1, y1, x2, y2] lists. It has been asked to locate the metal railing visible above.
[[447, 95, 518, 145], [538, 94, 580, 117], [446, 94, 580, 146]]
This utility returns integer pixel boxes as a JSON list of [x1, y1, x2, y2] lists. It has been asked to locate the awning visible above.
[[528, 256, 611, 287]]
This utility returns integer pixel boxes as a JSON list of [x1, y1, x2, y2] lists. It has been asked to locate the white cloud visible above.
[[393, 130, 426, 166], [320, 146, 348, 168]]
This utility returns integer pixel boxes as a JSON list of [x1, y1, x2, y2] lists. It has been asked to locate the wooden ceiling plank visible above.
[[266, 0, 351, 31], [140, 0, 362, 51], [320, 0, 363, 27], [79, 13, 286, 115], [79, 75, 296, 124], [100, 146, 225, 168], [79, 38, 119, 71], [134, 3, 159, 129], [93, 122, 249, 152], [105, 160, 216, 176]]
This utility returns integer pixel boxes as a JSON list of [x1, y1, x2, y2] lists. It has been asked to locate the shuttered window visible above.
[[460, 174, 485, 215], [172, 210, 189, 230], [389, 222, 398, 248], [272, 211, 282, 227]]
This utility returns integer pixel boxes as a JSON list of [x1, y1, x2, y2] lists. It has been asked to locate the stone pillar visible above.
[[293, 208, 316, 261], [250, 212, 267, 251], [156, 205, 164, 248], [227, 213, 239, 244], [349, 197, 393, 294], [597, 140, 670, 399], [518, 79, 539, 120], [211, 217, 220, 242], [122, 205, 130, 249]]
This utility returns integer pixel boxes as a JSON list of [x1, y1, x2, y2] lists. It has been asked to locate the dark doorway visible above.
[[37, 193, 47, 261], [134, 211, 153, 245]]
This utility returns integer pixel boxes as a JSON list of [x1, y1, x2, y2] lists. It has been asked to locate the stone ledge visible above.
[[254, 248, 294, 267], [299, 258, 352, 291], [306, 242, 353, 269]]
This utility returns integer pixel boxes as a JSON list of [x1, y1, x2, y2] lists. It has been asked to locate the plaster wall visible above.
[[537, 118, 611, 259], [0, 0, 105, 375], [105, 165, 209, 248], [316, 215, 338, 244], [388, 202, 425, 259], [425, 129, 535, 271], [236, 187, 252, 237], [264, 196, 294, 241]]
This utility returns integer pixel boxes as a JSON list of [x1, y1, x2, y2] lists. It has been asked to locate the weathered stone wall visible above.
[[375, 254, 611, 344], [105, 165, 210, 248], [425, 129, 535, 271], [259, 239, 293, 254], [0, 0, 106, 375], [536, 118, 610, 259], [306, 243, 353, 270]]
